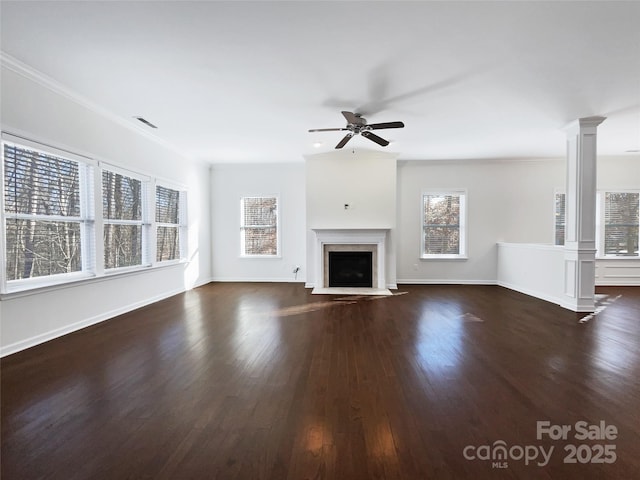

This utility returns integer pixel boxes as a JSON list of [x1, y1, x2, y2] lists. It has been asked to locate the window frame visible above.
[[101, 164, 151, 272], [554, 190, 566, 246], [597, 190, 639, 259], [1, 132, 189, 296], [239, 195, 280, 258], [420, 189, 468, 260], [154, 182, 187, 264], [553, 189, 639, 259], [1, 134, 96, 292]]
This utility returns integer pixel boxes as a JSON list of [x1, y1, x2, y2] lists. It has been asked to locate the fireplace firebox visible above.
[[328, 251, 373, 288]]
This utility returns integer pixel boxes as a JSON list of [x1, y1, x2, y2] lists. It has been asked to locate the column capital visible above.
[[563, 116, 607, 134]]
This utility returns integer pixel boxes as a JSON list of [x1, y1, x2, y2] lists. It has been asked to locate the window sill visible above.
[[1, 260, 187, 300], [596, 256, 640, 261], [420, 255, 469, 261], [239, 255, 282, 259]]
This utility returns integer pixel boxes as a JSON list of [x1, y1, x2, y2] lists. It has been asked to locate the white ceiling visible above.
[[1, 1, 639, 163]]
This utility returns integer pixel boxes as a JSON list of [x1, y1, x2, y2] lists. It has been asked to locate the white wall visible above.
[[396, 156, 639, 285], [210, 154, 637, 289], [497, 243, 566, 305], [210, 163, 306, 282], [396, 158, 565, 283], [0, 65, 212, 356], [305, 149, 397, 229], [305, 149, 398, 288]]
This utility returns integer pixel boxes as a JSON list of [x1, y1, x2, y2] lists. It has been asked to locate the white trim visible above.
[[311, 228, 389, 290], [101, 162, 151, 183], [210, 277, 304, 283], [2, 132, 191, 292], [0, 260, 185, 300], [153, 183, 187, 264], [420, 189, 467, 259], [420, 255, 469, 261], [239, 194, 280, 257], [2, 137, 95, 291], [2, 132, 94, 164], [0, 286, 185, 358], [312, 287, 392, 296], [397, 279, 498, 285], [0, 52, 190, 161], [497, 280, 565, 307]]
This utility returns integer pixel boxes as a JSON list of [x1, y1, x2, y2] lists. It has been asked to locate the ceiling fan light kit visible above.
[[309, 111, 404, 149]]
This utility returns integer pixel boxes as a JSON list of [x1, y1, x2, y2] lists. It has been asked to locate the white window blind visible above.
[[422, 192, 466, 257], [3, 141, 92, 282], [156, 185, 184, 262], [604, 192, 639, 256], [102, 169, 146, 269], [555, 192, 566, 246], [554, 191, 639, 257], [240, 196, 278, 256]]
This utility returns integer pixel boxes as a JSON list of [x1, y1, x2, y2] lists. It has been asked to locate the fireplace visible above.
[[310, 228, 391, 294], [328, 251, 373, 287]]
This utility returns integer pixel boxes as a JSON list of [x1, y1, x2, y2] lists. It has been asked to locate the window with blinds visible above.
[[554, 191, 639, 257], [3, 141, 91, 281], [240, 196, 278, 256], [422, 191, 466, 257], [102, 170, 146, 269], [604, 192, 639, 256], [2, 133, 190, 293], [156, 185, 184, 262], [555, 192, 566, 246]]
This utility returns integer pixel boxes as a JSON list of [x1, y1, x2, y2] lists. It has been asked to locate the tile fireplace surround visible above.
[[311, 228, 392, 295]]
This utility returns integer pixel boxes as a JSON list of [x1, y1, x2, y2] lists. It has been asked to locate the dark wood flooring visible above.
[[2, 284, 639, 479]]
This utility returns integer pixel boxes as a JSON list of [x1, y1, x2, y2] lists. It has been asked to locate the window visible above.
[[422, 191, 466, 258], [240, 196, 278, 256], [553, 191, 639, 257], [1, 133, 190, 294], [102, 169, 147, 269], [156, 185, 184, 262], [555, 192, 566, 246], [2, 139, 93, 285], [602, 192, 639, 257]]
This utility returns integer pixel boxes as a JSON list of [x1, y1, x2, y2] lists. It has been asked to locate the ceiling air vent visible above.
[[134, 116, 158, 129]]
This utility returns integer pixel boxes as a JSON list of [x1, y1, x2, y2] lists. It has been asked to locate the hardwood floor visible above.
[[2, 283, 639, 479]]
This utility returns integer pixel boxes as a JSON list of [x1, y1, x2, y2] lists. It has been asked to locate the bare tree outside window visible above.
[[555, 193, 566, 246], [4, 143, 84, 280], [555, 192, 639, 257], [604, 192, 639, 256], [422, 193, 464, 256], [241, 196, 278, 256], [156, 185, 182, 262], [102, 170, 143, 269]]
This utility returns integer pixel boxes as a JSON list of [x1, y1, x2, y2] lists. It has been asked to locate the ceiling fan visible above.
[[309, 111, 404, 149]]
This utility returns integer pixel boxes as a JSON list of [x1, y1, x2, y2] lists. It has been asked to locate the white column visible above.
[[562, 116, 605, 312]]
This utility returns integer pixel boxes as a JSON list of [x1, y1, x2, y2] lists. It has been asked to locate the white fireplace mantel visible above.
[[311, 228, 391, 294]]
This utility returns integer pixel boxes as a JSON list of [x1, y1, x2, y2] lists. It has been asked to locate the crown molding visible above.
[[0, 51, 193, 161]]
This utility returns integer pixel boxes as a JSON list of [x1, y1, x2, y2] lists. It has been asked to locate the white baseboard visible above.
[[210, 277, 305, 283], [496, 280, 564, 307], [396, 279, 498, 285], [1, 287, 188, 358]]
